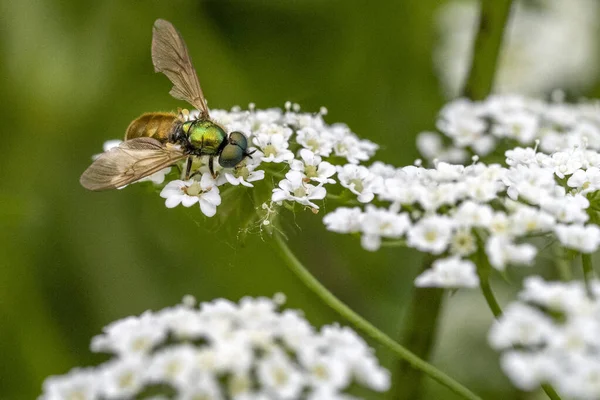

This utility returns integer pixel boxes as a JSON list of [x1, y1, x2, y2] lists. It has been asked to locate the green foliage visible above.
[[2, 1, 600, 399]]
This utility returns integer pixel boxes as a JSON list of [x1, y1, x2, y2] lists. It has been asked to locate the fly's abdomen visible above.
[[125, 112, 178, 142]]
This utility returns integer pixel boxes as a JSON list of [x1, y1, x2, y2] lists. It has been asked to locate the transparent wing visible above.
[[80, 137, 186, 191], [152, 19, 209, 118]]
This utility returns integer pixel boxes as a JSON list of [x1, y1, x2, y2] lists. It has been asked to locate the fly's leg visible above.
[[182, 157, 193, 180], [208, 156, 216, 178]]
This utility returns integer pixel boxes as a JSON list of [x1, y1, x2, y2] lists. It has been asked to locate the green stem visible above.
[[379, 239, 407, 248], [272, 232, 481, 400], [476, 248, 503, 318], [393, 255, 445, 400], [478, 270, 503, 318], [582, 253, 595, 294], [461, 0, 514, 99], [476, 250, 563, 400], [555, 248, 572, 281], [541, 383, 562, 400]]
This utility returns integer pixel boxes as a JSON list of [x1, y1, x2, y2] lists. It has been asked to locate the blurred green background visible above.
[[2, 1, 600, 399]]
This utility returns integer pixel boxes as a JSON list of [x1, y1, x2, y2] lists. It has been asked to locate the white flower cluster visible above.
[[435, 0, 600, 96], [325, 96, 600, 289], [417, 94, 600, 165], [98, 104, 378, 217], [39, 296, 390, 400], [489, 277, 600, 399]]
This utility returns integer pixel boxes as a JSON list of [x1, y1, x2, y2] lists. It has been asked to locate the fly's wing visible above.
[[152, 19, 209, 118], [80, 137, 186, 191]]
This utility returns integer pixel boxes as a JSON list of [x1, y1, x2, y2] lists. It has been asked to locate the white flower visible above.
[[492, 110, 538, 144], [252, 133, 294, 163], [567, 167, 600, 193], [323, 207, 363, 234], [508, 206, 555, 236], [90, 313, 167, 357], [453, 201, 493, 228], [490, 277, 600, 399], [449, 228, 477, 256], [414, 256, 479, 288], [554, 224, 600, 253], [257, 350, 304, 399], [40, 369, 100, 400], [540, 195, 589, 224], [160, 173, 221, 217], [290, 149, 336, 185], [254, 123, 293, 141], [302, 353, 350, 391], [100, 358, 147, 398], [218, 151, 265, 188], [416, 132, 444, 160], [488, 303, 555, 350], [548, 150, 584, 179], [359, 206, 411, 251], [40, 297, 390, 399], [296, 127, 334, 157], [102, 139, 123, 152], [485, 236, 537, 270], [94, 139, 171, 187], [137, 167, 172, 185], [407, 215, 454, 255], [272, 171, 327, 209], [337, 164, 379, 203], [329, 124, 378, 163]]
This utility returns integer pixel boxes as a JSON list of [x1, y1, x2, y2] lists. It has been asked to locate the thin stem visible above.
[[379, 239, 407, 248], [393, 255, 445, 400], [475, 249, 563, 400], [542, 383, 562, 400], [272, 231, 482, 400], [478, 270, 503, 318], [476, 247, 503, 318], [554, 247, 572, 281], [582, 253, 595, 294], [461, 0, 514, 99]]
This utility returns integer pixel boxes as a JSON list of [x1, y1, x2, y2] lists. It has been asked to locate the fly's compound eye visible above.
[[228, 131, 248, 149], [219, 144, 245, 168], [219, 131, 251, 168]]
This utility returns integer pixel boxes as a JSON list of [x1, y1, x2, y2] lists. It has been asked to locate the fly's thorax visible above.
[[183, 120, 227, 155], [125, 112, 178, 142]]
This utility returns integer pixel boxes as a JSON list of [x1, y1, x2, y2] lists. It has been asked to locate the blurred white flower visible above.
[[485, 236, 537, 271], [554, 224, 600, 253], [407, 215, 455, 255], [489, 277, 600, 399], [414, 256, 479, 288], [40, 297, 390, 400]]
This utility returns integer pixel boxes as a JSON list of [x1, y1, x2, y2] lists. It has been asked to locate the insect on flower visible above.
[[80, 19, 253, 190]]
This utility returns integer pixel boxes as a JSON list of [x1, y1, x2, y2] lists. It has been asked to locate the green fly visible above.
[[80, 19, 252, 191]]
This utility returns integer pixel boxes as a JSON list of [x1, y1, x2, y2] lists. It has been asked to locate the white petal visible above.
[[202, 187, 222, 206], [309, 186, 327, 200], [225, 173, 240, 186], [272, 189, 289, 202], [180, 195, 199, 207], [165, 195, 183, 208], [199, 199, 217, 217]]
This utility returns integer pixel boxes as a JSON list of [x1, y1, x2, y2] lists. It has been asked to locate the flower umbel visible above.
[[40, 296, 390, 399]]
